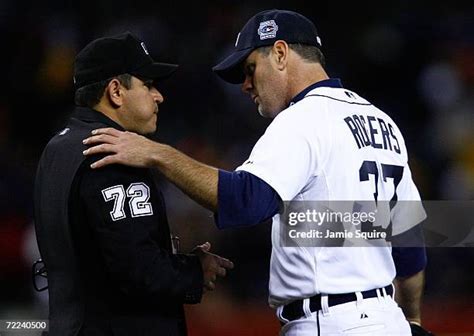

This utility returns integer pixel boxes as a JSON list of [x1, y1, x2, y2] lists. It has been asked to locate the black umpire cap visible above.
[[74, 32, 178, 89], [213, 9, 322, 84]]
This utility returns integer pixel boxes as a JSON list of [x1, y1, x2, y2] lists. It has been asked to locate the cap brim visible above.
[[212, 48, 253, 84], [132, 62, 178, 81]]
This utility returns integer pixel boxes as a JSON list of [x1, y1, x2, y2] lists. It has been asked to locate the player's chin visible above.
[[149, 115, 158, 132], [147, 124, 157, 135], [257, 104, 266, 117], [257, 105, 277, 119], [137, 122, 157, 135]]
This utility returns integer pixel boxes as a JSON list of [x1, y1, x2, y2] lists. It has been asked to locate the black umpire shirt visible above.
[[34, 107, 203, 336]]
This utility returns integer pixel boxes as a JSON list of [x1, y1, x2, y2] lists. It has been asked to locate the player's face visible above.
[[119, 76, 163, 134], [241, 49, 288, 118]]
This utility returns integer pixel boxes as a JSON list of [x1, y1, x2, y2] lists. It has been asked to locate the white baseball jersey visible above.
[[236, 81, 426, 308]]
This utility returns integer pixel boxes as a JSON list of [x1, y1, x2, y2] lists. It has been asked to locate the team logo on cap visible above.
[[258, 20, 278, 40]]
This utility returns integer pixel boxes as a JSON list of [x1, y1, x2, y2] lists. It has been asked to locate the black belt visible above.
[[281, 284, 393, 322]]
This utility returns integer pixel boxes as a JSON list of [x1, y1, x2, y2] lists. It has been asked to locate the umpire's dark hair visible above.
[[258, 43, 326, 67], [74, 73, 133, 108]]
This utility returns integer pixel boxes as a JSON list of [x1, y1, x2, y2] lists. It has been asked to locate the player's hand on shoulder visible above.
[[192, 242, 234, 292], [83, 127, 159, 169]]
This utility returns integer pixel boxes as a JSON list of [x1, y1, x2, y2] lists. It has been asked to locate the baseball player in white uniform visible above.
[[82, 9, 430, 335], [234, 79, 424, 335]]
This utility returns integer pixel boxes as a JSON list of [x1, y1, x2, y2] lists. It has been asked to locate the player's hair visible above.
[[74, 73, 133, 108], [257, 43, 326, 67]]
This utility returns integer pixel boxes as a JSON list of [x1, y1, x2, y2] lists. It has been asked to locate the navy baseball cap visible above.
[[213, 9, 322, 84], [74, 32, 178, 88]]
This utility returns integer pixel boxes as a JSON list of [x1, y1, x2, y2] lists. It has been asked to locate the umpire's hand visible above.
[[193, 242, 234, 292]]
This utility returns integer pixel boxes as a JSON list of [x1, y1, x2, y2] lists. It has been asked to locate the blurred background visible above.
[[0, 0, 473, 335]]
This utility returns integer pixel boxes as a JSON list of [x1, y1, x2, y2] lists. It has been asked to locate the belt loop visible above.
[[277, 305, 289, 324], [355, 291, 364, 307], [376, 288, 383, 303], [321, 295, 330, 316], [303, 298, 312, 318], [381, 287, 388, 298], [381, 286, 390, 308]]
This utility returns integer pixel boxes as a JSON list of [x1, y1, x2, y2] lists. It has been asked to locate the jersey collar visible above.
[[289, 78, 343, 106], [73, 107, 126, 131]]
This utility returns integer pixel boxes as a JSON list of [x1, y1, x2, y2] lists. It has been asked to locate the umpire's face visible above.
[[118, 76, 163, 134], [241, 43, 289, 118]]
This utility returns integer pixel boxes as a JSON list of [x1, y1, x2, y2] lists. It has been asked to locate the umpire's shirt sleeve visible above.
[[78, 160, 203, 303]]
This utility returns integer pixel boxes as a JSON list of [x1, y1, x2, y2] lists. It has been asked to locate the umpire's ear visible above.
[[106, 78, 125, 108]]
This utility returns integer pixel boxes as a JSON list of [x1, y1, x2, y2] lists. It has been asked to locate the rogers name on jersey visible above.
[[344, 114, 401, 154]]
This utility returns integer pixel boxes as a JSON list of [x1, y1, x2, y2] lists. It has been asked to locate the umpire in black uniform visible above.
[[34, 32, 233, 336]]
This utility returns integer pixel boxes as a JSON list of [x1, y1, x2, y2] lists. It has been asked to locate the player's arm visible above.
[[392, 235, 430, 334], [394, 269, 424, 325], [216, 170, 280, 228], [83, 129, 219, 211], [82, 129, 282, 228], [394, 267, 433, 335]]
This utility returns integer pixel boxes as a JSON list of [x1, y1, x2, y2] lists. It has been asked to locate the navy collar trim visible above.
[[289, 78, 343, 106]]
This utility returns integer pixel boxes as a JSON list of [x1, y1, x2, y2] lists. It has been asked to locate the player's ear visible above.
[[272, 40, 289, 71], [106, 78, 124, 107]]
